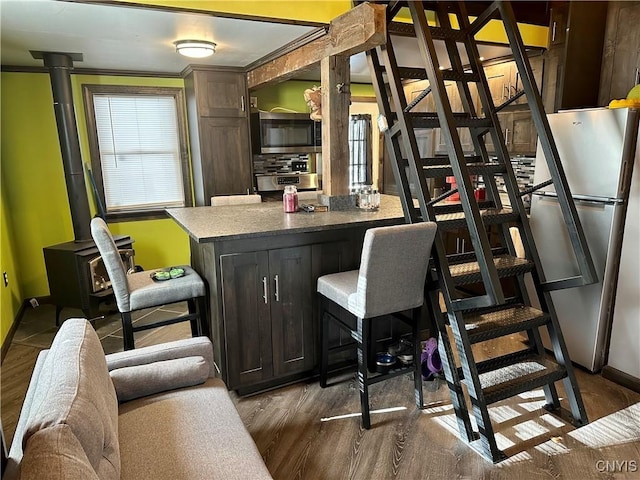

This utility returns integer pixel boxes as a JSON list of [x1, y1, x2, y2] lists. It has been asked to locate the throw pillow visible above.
[[110, 355, 209, 402]]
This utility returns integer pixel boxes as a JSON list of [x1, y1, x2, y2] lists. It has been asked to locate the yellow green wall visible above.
[[1, 176, 23, 344], [1, 73, 72, 301], [253, 80, 375, 112], [0, 72, 191, 347]]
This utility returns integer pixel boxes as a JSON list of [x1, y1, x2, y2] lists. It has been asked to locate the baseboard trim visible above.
[[1, 300, 27, 364], [601, 365, 640, 394], [1, 295, 52, 364]]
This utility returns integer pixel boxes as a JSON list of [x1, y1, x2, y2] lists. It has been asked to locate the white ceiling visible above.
[[1, 0, 515, 84], [0, 0, 317, 74]]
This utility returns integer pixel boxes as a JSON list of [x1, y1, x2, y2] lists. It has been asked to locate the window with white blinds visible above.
[[83, 85, 191, 218]]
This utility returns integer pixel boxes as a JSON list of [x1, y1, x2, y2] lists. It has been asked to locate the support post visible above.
[[319, 55, 353, 209]]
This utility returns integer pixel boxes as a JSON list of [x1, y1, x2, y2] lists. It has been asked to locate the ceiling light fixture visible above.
[[174, 40, 216, 58]]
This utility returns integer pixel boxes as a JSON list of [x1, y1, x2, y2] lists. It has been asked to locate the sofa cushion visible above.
[[110, 356, 209, 402], [118, 378, 272, 480], [20, 318, 120, 480], [20, 424, 100, 480]]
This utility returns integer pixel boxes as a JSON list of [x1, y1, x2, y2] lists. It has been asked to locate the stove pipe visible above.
[[42, 52, 92, 242]]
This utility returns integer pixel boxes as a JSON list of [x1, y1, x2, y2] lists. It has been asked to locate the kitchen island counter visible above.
[[167, 194, 405, 243], [167, 194, 408, 395]]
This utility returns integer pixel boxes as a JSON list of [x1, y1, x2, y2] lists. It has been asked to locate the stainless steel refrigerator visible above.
[[529, 107, 640, 372]]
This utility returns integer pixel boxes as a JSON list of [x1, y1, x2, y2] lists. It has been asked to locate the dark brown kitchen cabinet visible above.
[[220, 246, 314, 389], [484, 62, 512, 108], [512, 55, 544, 107], [184, 67, 253, 205], [484, 111, 537, 156], [599, 1, 640, 105], [443, 228, 471, 256], [199, 117, 252, 196], [194, 70, 248, 118], [541, 1, 608, 112], [220, 251, 272, 387], [435, 83, 476, 154], [500, 111, 537, 155], [483, 57, 544, 111], [269, 247, 314, 377]]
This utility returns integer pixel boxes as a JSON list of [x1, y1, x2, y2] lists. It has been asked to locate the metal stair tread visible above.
[[398, 66, 479, 83], [388, 21, 467, 42], [472, 354, 567, 404], [406, 112, 493, 129], [432, 201, 496, 215], [423, 162, 506, 178], [449, 255, 533, 284], [436, 208, 519, 229], [463, 305, 549, 343]]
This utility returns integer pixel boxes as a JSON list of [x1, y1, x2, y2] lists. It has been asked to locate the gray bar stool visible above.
[[91, 217, 208, 350], [317, 222, 438, 428]]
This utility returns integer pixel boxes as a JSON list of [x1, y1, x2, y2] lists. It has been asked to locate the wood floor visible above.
[[2, 304, 640, 479]]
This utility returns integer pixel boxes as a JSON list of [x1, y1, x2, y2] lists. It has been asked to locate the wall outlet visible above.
[[29, 298, 39, 308], [2, 271, 8, 287]]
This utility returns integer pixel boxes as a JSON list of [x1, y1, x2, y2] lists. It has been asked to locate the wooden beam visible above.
[[247, 2, 386, 90], [321, 55, 350, 197]]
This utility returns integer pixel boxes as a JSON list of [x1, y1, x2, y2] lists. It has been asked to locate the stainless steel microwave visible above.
[[250, 112, 321, 154]]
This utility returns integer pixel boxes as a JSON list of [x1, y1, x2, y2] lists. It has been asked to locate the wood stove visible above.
[[44, 235, 134, 325]]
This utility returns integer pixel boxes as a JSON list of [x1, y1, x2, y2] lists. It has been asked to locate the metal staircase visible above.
[[363, 0, 598, 462]]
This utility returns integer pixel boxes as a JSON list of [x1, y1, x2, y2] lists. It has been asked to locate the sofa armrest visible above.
[[105, 336, 215, 378], [4, 351, 50, 480]]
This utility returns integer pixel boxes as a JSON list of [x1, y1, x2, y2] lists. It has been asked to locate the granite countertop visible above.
[[167, 194, 406, 243]]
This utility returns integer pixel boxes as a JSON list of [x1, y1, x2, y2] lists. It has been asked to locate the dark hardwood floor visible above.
[[2, 304, 639, 479]]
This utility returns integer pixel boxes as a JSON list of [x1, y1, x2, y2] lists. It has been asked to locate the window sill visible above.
[[104, 209, 172, 223]]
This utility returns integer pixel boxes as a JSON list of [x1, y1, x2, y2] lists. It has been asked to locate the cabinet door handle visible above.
[[241, 95, 246, 112], [552, 21, 557, 42], [274, 274, 280, 302], [505, 128, 510, 146], [262, 276, 268, 304], [635, 67, 640, 86]]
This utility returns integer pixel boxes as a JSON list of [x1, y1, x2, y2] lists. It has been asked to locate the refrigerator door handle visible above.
[[533, 191, 622, 205]]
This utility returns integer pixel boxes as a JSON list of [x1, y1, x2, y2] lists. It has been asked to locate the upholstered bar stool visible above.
[[317, 222, 438, 429], [91, 217, 208, 350]]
